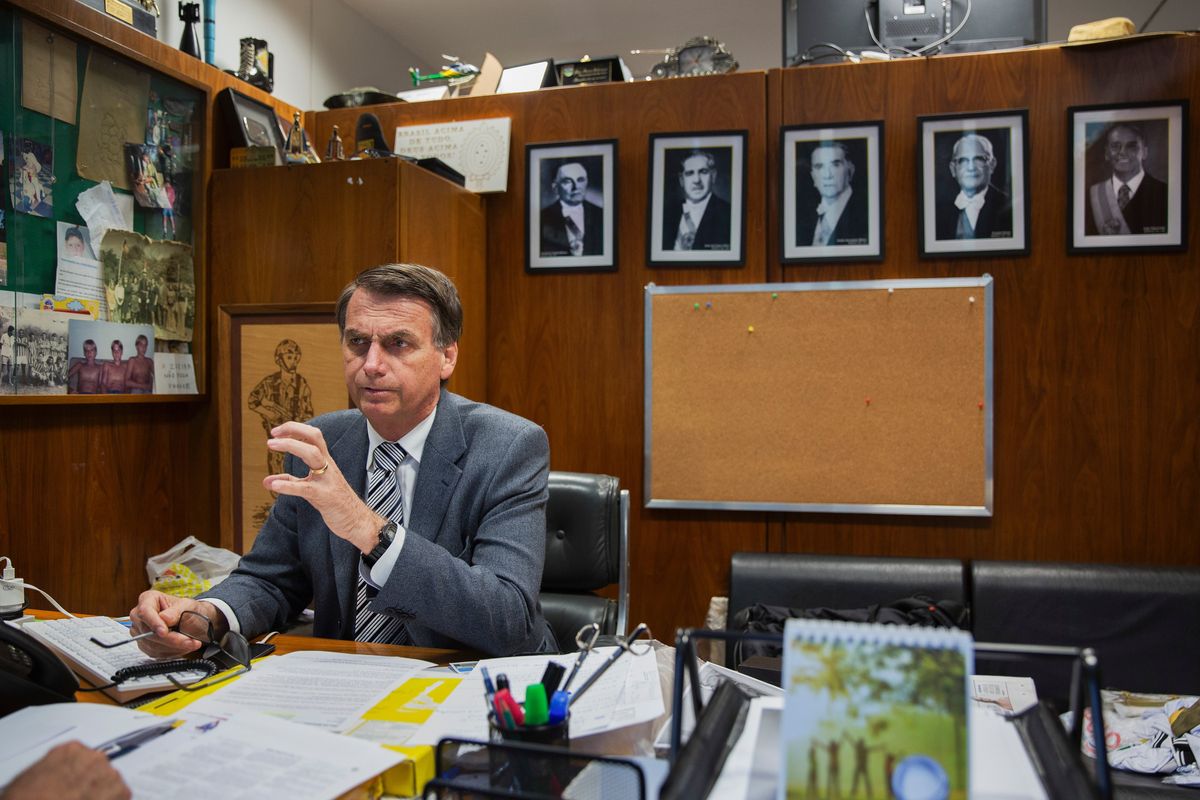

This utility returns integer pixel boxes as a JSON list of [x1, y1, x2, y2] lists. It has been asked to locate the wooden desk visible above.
[[29, 611, 475, 704]]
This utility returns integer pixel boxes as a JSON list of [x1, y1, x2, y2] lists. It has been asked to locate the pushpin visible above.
[[978, 401, 984, 410], [706, 302, 712, 310], [693, 302, 700, 310], [969, 296, 976, 304], [771, 292, 779, 300], [865, 398, 871, 406], [888, 288, 894, 295], [747, 325, 755, 333]]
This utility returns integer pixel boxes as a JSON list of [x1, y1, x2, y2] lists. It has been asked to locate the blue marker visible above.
[[548, 690, 570, 725]]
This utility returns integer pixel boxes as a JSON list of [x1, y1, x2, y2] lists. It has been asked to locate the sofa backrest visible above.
[[971, 560, 1200, 706]]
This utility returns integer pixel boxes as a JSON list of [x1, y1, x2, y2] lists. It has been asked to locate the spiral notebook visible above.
[[779, 619, 973, 800]]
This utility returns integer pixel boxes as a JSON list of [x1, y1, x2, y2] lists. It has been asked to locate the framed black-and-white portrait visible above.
[[1068, 101, 1187, 253], [781, 122, 883, 263], [526, 139, 617, 273], [647, 130, 746, 266], [919, 110, 1029, 257]]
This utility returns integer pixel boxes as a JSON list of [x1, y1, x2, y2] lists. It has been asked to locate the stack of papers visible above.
[[11, 646, 666, 798]]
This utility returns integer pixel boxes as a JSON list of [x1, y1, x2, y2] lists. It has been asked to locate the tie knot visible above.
[[374, 441, 407, 472]]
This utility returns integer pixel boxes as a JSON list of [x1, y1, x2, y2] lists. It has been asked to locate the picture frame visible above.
[[218, 303, 350, 553], [781, 121, 884, 263], [1067, 100, 1187, 253], [526, 139, 618, 273], [219, 87, 285, 165], [918, 110, 1029, 257], [647, 130, 747, 266]]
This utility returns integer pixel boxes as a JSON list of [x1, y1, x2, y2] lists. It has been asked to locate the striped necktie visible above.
[[354, 441, 410, 644]]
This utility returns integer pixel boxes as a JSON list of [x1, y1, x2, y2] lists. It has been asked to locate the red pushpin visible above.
[[978, 401, 984, 410], [865, 398, 871, 406]]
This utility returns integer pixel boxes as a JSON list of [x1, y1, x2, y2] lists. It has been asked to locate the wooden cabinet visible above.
[[208, 158, 487, 400]]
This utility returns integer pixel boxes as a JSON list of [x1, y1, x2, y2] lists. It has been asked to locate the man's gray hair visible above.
[[952, 133, 996, 162]]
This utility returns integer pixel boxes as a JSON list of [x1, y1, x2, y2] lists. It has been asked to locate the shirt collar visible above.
[[1111, 170, 1145, 197], [954, 186, 989, 212], [367, 405, 436, 469], [682, 194, 712, 219], [816, 186, 852, 218], [560, 202, 585, 229]]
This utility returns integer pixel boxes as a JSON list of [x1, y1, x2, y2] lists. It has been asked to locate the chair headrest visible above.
[[543, 471, 620, 590]]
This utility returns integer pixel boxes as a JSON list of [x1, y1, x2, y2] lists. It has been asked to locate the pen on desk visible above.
[[494, 675, 525, 726], [94, 721, 176, 760], [480, 665, 497, 713]]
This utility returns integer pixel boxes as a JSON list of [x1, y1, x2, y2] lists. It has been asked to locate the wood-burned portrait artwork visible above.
[[220, 305, 350, 552]]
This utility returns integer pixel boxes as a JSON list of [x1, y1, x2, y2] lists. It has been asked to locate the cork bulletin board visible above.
[[644, 277, 993, 516]]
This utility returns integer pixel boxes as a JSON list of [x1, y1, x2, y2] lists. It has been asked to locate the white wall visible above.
[[1049, 0, 1200, 39], [157, 0, 430, 110]]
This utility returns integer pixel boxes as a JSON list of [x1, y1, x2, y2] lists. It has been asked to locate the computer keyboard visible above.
[[19, 616, 209, 702]]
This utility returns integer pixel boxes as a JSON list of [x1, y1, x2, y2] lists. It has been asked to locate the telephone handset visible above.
[[0, 621, 78, 715]]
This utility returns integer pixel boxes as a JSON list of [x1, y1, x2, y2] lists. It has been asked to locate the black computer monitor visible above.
[[782, 0, 881, 66], [782, 0, 1047, 65], [878, 0, 1047, 53]]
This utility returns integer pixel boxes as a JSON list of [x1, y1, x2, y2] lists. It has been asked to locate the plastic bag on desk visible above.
[[1076, 691, 1199, 774], [145, 535, 241, 598]]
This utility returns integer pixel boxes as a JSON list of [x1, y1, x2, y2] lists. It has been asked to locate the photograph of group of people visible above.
[[64, 320, 155, 394], [524, 100, 1184, 271]]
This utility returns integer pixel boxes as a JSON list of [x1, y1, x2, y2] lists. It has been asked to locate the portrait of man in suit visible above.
[[539, 159, 604, 257], [1084, 122, 1168, 236], [794, 140, 868, 247], [935, 132, 1013, 241], [662, 149, 732, 251]]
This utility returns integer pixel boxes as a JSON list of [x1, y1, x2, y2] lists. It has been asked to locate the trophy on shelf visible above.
[[178, 2, 201, 59], [236, 37, 274, 93], [285, 112, 320, 165], [325, 125, 345, 162]]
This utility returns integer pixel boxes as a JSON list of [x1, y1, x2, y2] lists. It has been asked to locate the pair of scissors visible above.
[[566, 622, 653, 707], [559, 622, 602, 693]]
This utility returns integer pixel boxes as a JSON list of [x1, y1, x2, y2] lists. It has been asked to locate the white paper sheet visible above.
[[75, 180, 132, 256], [114, 711, 404, 800], [153, 352, 197, 394], [172, 650, 432, 730], [973, 674, 1039, 715], [971, 710, 1048, 799], [408, 646, 665, 745]]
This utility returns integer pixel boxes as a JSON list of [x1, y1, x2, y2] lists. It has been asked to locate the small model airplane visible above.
[[409, 55, 479, 87]]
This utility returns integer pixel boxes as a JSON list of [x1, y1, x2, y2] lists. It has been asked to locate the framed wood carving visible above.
[[218, 303, 350, 553]]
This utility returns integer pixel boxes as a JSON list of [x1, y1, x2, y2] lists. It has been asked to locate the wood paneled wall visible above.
[[312, 36, 1200, 639], [0, 0, 299, 616], [769, 36, 1200, 568]]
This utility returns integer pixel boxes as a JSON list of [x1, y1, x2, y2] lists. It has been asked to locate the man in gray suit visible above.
[[131, 264, 557, 656]]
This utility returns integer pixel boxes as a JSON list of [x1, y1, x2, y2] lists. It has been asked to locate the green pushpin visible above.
[[693, 302, 700, 310], [771, 292, 779, 299]]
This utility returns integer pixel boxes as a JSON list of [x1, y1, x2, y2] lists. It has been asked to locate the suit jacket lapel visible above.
[[409, 390, 465, 545], [328, 415, 369, 632]]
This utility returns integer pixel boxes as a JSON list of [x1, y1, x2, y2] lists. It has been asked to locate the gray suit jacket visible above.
[[204, 389, 556, 656]]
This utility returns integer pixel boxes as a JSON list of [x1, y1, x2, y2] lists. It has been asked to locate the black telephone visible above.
[[0, 621, 78, 715]]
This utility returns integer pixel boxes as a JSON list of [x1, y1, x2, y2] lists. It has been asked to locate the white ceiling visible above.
[[338, 0, 1200, 80]]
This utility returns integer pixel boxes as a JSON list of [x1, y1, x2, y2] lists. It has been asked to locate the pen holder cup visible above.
[[487, 712, 570, 793]]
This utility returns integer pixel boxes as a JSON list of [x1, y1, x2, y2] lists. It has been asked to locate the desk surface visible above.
[[29, 610, 475, 704]]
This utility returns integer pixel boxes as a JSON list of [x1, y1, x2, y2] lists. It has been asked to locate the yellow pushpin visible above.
[[748, 325, 755, 333]]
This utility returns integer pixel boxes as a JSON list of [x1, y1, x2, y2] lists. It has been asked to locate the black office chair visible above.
[[726, 552, 968, 669], [540, 471, 629, 652]]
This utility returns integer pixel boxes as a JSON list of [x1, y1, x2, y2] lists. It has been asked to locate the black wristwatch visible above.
[[363, 520, 397, 567]]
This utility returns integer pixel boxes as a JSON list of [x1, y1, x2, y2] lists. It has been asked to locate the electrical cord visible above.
[[795, 42, 856, 65], [15, 583, 78, 618], [0, 557, 78, 618], [863, 0, 975, 59], [1139, 0, 1169, 33]]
